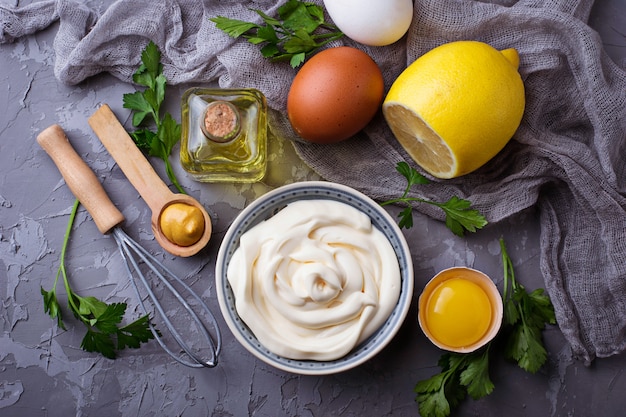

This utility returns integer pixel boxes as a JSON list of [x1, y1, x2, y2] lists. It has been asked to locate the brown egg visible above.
[[287, 46, 384, 144]]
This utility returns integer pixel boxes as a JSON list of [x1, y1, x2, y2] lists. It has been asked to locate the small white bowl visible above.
[[215, 181, 414, 375], [418, 267, 503, 353]]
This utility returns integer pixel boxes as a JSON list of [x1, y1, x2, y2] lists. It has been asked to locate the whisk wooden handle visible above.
[[37, 124, 125, 235], [88, 104, 174, 213]]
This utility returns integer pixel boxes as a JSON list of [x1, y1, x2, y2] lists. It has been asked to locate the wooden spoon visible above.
[[88, 104, 212, 257]]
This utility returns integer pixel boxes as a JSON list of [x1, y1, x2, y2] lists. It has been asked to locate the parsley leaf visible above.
[[500, 238, 556, 373], [117, 315, 154, 350], [459, 349, 494, 399], [123, 41, 185, 194], [380, 162, 488, 236], [415, 350, 492, 417], [82, 328, 117, 359], [91, 302, 125, 333], [41, 286, 65, 330], [75, 295, 108, 321], [210, 0, 344, 68], [41, 200, 155, 359], [136, 41, 162, 85]]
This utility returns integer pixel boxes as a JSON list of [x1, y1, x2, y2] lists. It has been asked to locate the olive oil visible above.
[[180, 88, 267, 182]]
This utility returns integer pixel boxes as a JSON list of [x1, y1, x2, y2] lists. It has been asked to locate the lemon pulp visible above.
[[424, 277, 493, 348], [383, 40, 525, 179]]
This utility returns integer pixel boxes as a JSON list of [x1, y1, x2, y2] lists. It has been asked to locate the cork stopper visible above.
[[200, 100, 241, 143]]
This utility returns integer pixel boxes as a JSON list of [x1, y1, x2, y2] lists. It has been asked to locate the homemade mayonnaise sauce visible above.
[[227, 199, 401, 361]]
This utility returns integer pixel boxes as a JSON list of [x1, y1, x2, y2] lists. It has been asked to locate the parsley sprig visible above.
[[414, 238, 556, 417], [122, 41, 185, 194], [415, 349, 494, 417], [41, 200, 154, 359], [381, 162, 487, 236], [210, 0, 344, 68], [500, 238, 557, 372]]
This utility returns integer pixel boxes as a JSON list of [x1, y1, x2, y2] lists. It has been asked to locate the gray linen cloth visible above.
[[2, 0, 625, 364]]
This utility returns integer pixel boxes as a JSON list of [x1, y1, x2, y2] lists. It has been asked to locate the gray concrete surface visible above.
[[1, 1, 625, 416]]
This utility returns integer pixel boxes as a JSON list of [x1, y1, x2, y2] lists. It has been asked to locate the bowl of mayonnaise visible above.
[[215, 181, 414, 375]]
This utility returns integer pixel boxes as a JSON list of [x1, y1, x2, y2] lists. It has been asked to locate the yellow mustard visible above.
[[160, 203, 205, 247]]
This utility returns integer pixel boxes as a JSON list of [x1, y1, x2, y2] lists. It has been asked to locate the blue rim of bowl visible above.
[[215, 181, 414, 375]]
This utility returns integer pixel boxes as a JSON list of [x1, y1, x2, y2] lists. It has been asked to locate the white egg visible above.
[[324, 0, 413, 46]]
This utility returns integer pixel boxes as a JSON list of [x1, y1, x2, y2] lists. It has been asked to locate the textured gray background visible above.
[[1, 1, 625, 416]]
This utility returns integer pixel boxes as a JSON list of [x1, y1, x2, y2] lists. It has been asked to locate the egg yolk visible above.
[[160, 203, 205, 247], [424, 277, 492, 348]]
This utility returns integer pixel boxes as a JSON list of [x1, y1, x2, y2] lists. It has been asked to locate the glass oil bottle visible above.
[[180, 88, 268, 182]]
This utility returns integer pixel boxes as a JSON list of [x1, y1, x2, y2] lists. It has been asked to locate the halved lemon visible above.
[[383, 41, 525, 179]]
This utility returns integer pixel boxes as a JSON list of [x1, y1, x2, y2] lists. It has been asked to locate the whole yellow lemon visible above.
[[383, 40, 525, 179]]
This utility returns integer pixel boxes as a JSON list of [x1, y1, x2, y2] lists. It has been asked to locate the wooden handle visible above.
[[88, 104, 174, 214], [37, 125, 125, 235]]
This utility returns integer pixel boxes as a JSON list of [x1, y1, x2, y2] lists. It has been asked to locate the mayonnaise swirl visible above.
[[227, 199, 401, 361]]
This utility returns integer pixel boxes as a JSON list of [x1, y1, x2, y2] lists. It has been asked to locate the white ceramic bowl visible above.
[[215, 181, 414, 375]]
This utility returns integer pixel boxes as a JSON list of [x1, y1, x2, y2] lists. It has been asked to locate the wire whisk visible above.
[[113, 228, 221, 367]]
